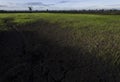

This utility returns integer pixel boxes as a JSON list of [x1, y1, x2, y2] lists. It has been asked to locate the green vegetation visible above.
[[0, 13, 120, 66], [0, 13, 120, 81]]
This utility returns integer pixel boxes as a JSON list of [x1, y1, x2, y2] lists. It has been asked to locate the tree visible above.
[[28, 7, 32, 12]]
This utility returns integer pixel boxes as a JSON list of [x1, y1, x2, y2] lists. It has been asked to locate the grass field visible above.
[[0, 13, 120, 81]]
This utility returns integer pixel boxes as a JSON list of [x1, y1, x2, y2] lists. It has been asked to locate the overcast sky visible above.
[[0, 0, 120, 10]]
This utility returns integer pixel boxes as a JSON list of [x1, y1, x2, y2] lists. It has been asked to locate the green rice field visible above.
[[0, 13, 120, 81]]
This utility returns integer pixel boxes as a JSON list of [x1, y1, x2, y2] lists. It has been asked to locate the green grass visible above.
[[0, 13, 120, 67]]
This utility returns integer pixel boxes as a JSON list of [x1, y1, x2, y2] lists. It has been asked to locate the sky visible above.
[[0, 0, 120, 10]]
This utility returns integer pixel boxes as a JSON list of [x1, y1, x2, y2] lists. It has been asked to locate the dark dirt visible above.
[[0, 20, 119, 82]]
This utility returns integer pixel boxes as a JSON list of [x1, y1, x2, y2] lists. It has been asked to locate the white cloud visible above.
[[0, 0, 120, 10]]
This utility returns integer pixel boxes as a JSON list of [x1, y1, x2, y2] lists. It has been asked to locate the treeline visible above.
[[0, 9, 120, 15]]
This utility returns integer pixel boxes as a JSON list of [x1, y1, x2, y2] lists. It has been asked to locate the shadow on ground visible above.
[[0, 21, 120, 82]]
